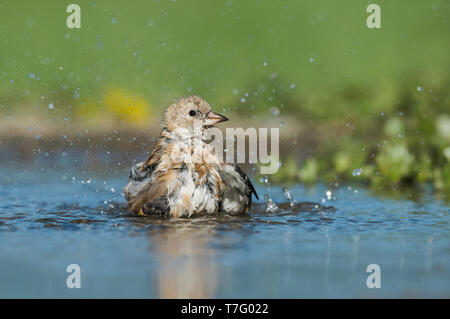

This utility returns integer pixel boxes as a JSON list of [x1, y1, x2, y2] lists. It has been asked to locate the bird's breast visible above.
[[166, 162, 222, 217]]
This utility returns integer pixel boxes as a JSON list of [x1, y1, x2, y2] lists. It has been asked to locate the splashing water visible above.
[[81, 178, 92, 185], [259, 176, 270, 185], [282, 187, 295, 208], [264, 194, 279, 213]]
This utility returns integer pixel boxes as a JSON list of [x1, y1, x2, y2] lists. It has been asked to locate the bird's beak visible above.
[[203, 111, 229, 127]]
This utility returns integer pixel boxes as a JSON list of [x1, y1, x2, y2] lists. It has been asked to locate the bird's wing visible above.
[[128, 161, 156, 182], [232, 165, 259, 200], [126, 163, 174, 215]]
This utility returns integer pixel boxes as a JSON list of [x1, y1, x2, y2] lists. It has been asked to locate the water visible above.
[[0, 167, 449, 298]]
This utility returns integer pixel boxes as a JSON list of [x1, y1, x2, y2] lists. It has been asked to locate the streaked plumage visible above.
[[124, 96, 258, 218]]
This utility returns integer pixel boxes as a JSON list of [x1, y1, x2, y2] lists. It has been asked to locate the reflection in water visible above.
[[138, 201, 336, 298], [324, 227, 330, 294], [148, 221, 218, 298], [400, 236, 405, 271], [139, 202, 336, 298], [426, 236, 433, 272]]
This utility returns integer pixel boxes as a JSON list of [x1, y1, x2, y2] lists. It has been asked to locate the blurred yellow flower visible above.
[[104, 88, 152, 127]]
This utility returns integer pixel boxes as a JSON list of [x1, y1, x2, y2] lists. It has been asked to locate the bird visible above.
[[124, 95, 258, 218]]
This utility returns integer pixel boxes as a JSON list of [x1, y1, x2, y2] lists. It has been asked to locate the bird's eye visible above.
[[189, 110, 196, 117]]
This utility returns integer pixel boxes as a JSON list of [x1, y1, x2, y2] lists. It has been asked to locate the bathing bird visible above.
[[124, 95, 258, 218]]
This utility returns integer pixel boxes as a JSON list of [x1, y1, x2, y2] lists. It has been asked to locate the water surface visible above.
[[0, 167, 449, 298]]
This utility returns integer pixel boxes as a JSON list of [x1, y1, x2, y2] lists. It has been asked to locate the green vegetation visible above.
[[0, 1, 449, 193], [267, 73, 450, 193]]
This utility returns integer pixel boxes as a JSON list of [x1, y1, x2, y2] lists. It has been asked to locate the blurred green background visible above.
[[0, 0, 449, 192]]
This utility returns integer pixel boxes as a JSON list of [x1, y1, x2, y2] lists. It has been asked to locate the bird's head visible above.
[[162, 96, 228, 134]]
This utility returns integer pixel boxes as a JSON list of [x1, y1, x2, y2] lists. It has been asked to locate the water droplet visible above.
[[259, 175, 270, 185], [352, 168, 363, 176], [309, 57, 315, 62], [232, 88, 239, 95], [282, 187, 295, 208], [270, 106, 280, 116], [48, 103, 54, 110], [111, 17, 118, 24], [82, 178, 92, 185], [417, 86, 423, 92]]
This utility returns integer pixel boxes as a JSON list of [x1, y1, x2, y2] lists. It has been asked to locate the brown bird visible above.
[[124, 96, 258, 218]]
